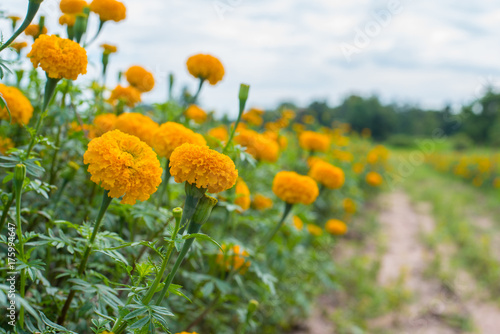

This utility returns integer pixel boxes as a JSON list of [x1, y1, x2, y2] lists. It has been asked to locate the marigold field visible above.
[[2, 1, 500, 334]]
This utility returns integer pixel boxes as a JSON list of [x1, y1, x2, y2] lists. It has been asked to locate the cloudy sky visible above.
[[2, 0, 500, 116]]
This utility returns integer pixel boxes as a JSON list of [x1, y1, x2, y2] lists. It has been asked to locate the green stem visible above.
[[260, 202, 293, 250], [26, 77, 60, 158], [223, 92, 248, 153], [14, 179, 25, 328], [0, 195, 14, 232], [157, 160, 171, 209], [57, 190, 113, 325], [48, 125, 63, 185], [0, 1, 41, 53], [192, 78, 205, 104], [84, 20, 105, 47]]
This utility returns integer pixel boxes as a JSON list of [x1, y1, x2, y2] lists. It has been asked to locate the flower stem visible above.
[[26, 77, 60, 158], [192, 78, 205, 104], [14, 166, 26, 329], [223, 84, 250, 153], [260, 202, 293, 250], [57, 190, 113, 325], [0, 195, 14, 232], [0, 1, 41, 52], [157, 160, 171, 209]]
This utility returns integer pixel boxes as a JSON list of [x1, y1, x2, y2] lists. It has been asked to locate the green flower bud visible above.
[[191, 194, 218, 227], [247, 299, 259, 314], [238, 83, 250, 102], [13, 164, 26, 193]]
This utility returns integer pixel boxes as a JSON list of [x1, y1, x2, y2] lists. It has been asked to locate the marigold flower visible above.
[[208, 125, 228, 142], [8, 16, 21, 24], [125, 66, 154, 93], [115, 112, 159, 146], [152, 122, 206, 159], [293, 216, 304, 230], [242, 108, 264, 126], [302, 115, 315, 124], [252, 194, 273, 211], [0, 136, 14, 155], [169, 143, 238, 193], [325, 219, 348, 235], [299, 131, 330, 153], [309, 161, 345, 189], [90, 0, 126, 22], [0, 84, 34, 125], [83, 130, 163, 205], [101, 43, 117, 55], [10, 41, 28, 53], [92, 113, 117, 137], [353, 162, 364, 174], [185, 104, 207, 124], [235, 129, 280, 162], [272, 171, 319, 205], [24, 24, 47, 37], [59, 14, 77, 27], [60, 0, 88, 14], [27, 35, 87, 80], [176, 332, 199, 334], [307, 224, 323, 236], [342, 198, 356, 214], [186, 54, 225, 85], [108, 85, 141, 108], [216, 245, 250, 274], [235, 178, 250, 212], [366, 171, 383, 187]]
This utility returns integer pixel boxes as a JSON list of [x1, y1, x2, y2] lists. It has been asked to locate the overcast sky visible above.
[[2, 0, 500, 116]]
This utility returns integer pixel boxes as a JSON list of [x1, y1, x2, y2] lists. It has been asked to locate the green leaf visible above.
[[123, 307, 148, 320], [128, 315, 150, 329], [182, 233, 223, 251], [0, 93, 11, 123]]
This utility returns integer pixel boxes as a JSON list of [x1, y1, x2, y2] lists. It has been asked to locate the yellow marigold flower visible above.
[[309, 161, 345, 189], [59, 14, 77, 27], [100, 331, 114, 334], [242, 108, 264, 126], [325, 219, 348, 235], [235, 178, 250, 212], [169, 143, 238, 193], [60, 0, 88, 14], [186, 54, 225, 85], [208, 125, 228, 142], [152, 122, 206, 159], [352, 162, 364, 174], [366, 171, 383, 187], [361, 128, 371, 138], [185, 104, 207, 124], [10, 41, 28, 53], [235, 129, 280, 163], [216, 245, 250, 274], [108, 85, 141, 108], [27, 35, 87, 80], [272, 171, 319, 205], [293, 216, 304, 230], [8, 16, 21, 24], [24, 24, 47, 37], [83, 130, 163, 205], [0, 136, 14, 155], [115, 112, 159, 146], [125, 65, 154, 93], [101, 43, 117, 55], [176, 332, 199, 334], [90, 0, 126, 22], [92, 113, 117, 137], [342, 198, 356, 214], [306, 224, 323, 236], [252, 194, 273, 211], [302, 115, 315, 124], [299, 131, 330, 153], [0, 84, 34, 125]]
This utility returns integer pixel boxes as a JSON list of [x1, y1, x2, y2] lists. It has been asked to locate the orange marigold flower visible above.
[[176, 332, 199, 334], [90, 0, 126, 22], [185, 104, 207, 124], [83, 129, 163, 205], [115, 112, 159, 146], [59, 14, 77, 27], [92, 113, 117, 137], [0, 136, 14, 155], [366, 171, 383, 187], [235, 178, 250, 212], [152, 122, 206, 159], [309, 160, 345, 189], [10, 41, 28, 53], [208, 125, 228, 142], [24, 24, 47, 37], [125, 65, 154, 93], [0, 84, 34, 125], [306, 224, 323, 236], [108, 85, 141, 108], [216, 244, 251, 274], [27, 35, 87, 80], [242, 108, 264, 126], [235, 129, 280, 163], [186, 54, 225, 85], [169, 143, 238, 193], [299, 131, 330, 153], [342, 198, 356, 214], [272, 171, 319, 205], [252, 194, 273, 211], [352, 162, 364, 174], [325, 219, 348, 235], [60, 0, 88, 14], [293, 216, 304, 230], [101, 43, 117, 55]]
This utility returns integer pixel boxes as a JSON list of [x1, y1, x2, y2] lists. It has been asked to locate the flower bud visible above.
[[13, 163, 26, 193], [191, 194, 218, 227], [61, 161, 80, 180], [247, 299, 259, 314], [238, 83, 250, 102]]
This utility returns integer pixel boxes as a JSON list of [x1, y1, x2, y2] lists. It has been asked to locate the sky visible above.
[[2, 0, 500, 117]]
